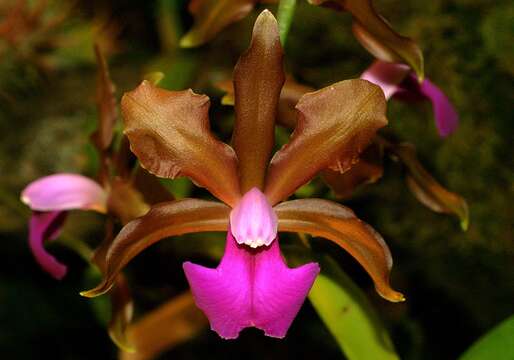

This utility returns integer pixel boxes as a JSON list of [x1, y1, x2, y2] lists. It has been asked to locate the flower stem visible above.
[[277, 0, 297, 45]]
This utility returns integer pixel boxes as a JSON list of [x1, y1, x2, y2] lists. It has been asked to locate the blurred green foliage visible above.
[[0, 0, 512, 359]]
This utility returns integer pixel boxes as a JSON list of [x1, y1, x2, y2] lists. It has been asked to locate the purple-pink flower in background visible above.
[[361, 60, 459, 137], [21, 174, 107, 279]]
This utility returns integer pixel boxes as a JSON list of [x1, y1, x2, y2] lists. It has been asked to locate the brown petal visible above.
[[264, 79, 387, 205], [121, 81, 241, 206], [391, 143, 469, 230], [275, 198, 404, 302], [81, 199, 230, 297], [232, 10, 285, 192], [321, 142, 384, 199], [120, 292, 207, 360], [92, 44, 118, 152], [309, 0, 424, 79], [180, 0, 257, 48]]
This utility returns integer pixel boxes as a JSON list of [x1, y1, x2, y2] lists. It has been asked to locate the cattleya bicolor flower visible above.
[[82, 11, 404, 339], [181, 0, 423, 78]]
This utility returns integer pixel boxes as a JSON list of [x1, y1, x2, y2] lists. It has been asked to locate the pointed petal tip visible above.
[[254, 9, 280, 35], [377, 286, 406, 303], [80, 282, 113, 298]]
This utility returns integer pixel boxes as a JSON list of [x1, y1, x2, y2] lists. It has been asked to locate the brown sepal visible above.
[[232, 10, 285, 192]]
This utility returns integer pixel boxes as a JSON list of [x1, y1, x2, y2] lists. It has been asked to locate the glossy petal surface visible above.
[[82, 199, 231, 297], [265, 80, 387, 205], [232, 10, 284, 191], [230, 188, 278, 248], [21, 173, 107, 212], [275, 199, 404, 302], [183, 231, 319, 339], [29, 211, 68, 279], [121, 81, 241, 206]]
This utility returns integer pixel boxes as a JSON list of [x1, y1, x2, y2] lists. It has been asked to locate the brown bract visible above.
[[390, 142, 469, 230], [84, 11, 402, 303]]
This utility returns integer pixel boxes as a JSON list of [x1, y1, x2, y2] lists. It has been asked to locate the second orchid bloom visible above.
[[83, 11, 403, 339]]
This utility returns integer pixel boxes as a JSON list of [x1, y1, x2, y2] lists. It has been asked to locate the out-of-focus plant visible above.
[[0, 0, 117, 91], [82, 12, 404, 343]]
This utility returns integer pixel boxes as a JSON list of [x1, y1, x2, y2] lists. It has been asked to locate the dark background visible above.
[[0, 0, 512, 358]]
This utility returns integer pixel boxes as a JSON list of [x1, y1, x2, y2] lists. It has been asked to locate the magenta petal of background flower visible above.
[[183, 231, 319, 339], [230, 188, 278, 248], [21, 173, 107, 212], [418, 79, 459, 137], [29, 211, 68, 280], [360, 61, 411, 100]]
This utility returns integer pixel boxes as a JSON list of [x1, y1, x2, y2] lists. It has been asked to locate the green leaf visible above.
[[308, 255, 399, 360], [459, 315, 514, 360]]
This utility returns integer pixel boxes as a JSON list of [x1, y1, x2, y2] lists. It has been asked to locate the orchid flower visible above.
[[82, 11, 404, 340], [361, 60, 459, 137], [181, 0, 423, 78]]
